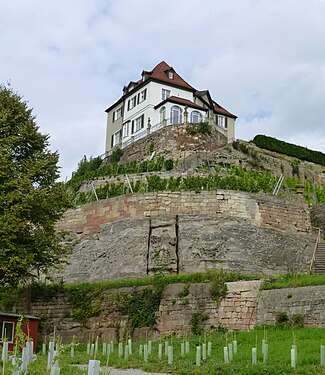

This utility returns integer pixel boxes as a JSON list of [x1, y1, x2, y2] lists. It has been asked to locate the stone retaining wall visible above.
[[257, 285, 325, 327], [117, 125, 227, 164], [14, 281, 325, 344], [57, 190, 311, 235]]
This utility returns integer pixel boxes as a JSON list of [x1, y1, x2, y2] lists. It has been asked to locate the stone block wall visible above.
[[57, 190, 311, 235], [18, 281, 325, 344], [257, 285, 325, 327], [117, 125, 227, 164], [21, 281, 262, 344]]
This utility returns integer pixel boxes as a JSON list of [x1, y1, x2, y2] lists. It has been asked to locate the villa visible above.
[[105, 61, 237, 156]]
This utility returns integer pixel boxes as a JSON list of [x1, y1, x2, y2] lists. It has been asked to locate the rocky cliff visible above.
[[56, 190, 315, 283]]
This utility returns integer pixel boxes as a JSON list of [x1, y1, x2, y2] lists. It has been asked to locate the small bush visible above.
[[111, 147, 123, 162], [290, 313, 304, 328]]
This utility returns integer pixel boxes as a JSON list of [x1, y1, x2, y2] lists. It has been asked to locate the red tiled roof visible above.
[[213, 101, 237, 119], [143, 61, 195, 91], [155, 96, 208, 111]]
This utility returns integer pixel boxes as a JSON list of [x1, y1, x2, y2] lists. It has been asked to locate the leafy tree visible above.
[[0, 84, 72, 286]]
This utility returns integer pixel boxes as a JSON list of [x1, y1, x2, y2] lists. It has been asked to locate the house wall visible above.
[[105, 102, 124, 154]]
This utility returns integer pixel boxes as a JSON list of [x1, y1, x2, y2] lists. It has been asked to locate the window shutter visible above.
[[127, 100, 130, 110], [137, 93, 140, 104], [111, 135, 114, 148], [225, 117, 228, 128], [143, 89, 147, 101], [131, 120, 134, 134], [141, 114, 145, 128]]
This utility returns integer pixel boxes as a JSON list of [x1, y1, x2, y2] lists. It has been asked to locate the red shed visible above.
[[0, 312, 39, 353]]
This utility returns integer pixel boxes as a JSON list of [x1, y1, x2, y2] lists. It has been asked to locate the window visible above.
[[113, 107, 123, 122], [134, 114, 145, 132], [137, 89, 147, 104], [112, 130, 121, 146], [160, 107, 166, 123], [162, 89, 171, 100], [217, 115, 226, 127], [170, 106, 182, 124], [190, 111, 202, 124], [122, 122, 130, 138], [168, 71, 174, 79], [0, 321, 14, 343], [128, 96, 137, 111]]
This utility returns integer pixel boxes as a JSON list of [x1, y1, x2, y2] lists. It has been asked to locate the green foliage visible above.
[[190, 311, 209, 335], [110, 285, 164, 329], [111, 146, 123, 162], [186, 121, 211, 135], [74, 165, 325, 205], [208, 269, 228, 305], [261, 273, 325, 290], [0, 84, 72, 286], [178, 283, 190, 298], [65, 283, 103, 322], [275, 312, 304, 328], [253, 134, 325, 166], [67, 155, 174, 193]]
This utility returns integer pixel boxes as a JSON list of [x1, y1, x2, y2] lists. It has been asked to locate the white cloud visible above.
[[1, 0, 325, 179]]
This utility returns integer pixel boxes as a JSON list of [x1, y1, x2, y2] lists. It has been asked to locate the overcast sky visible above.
[[1, 0, 325, 180]]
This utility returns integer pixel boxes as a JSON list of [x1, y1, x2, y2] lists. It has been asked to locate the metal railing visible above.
[[309, 228, 322, 274]]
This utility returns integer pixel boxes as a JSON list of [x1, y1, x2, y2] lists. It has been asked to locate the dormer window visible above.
[[168, 71, 174, 79]]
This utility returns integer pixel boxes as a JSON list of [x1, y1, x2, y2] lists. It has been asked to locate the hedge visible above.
[[252, 134, 325, 166]]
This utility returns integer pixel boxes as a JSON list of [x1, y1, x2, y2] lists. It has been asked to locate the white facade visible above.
[[105, 62, 236, 155]]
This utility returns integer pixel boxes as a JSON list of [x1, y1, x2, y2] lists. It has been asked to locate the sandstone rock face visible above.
[[59, 213, 314, 283], [60, 217, 150, 283], [310, 203, 325, 235], [178, 215, 313, 275]]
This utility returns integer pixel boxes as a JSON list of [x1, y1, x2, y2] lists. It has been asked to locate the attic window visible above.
[[168, 71, 174, 79]]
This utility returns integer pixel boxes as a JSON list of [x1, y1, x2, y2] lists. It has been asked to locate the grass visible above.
[[2, 327, 325, 374], [261, 273, 325, 290]]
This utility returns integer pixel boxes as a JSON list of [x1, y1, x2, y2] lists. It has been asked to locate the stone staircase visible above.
[[313, 241, 325, 274]]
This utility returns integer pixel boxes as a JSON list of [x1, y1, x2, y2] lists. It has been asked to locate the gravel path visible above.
[[77, 364, 168, 374], [101, 368, 168, 375]]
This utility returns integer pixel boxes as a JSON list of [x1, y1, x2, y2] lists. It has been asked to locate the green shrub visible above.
[[190, 311, 209, 335], [253, 134, 325, 166], [111, 147, 123, 162]]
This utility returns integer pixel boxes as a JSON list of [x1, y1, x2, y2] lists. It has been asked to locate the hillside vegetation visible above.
[[66, 136, 325, 206]]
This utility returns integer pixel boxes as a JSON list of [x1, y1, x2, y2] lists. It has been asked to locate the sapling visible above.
[[202, 342, 207, 361], [127, 338, 132, 355], [180, 341, 185, 357], [124, 344, 129, 361], [148, 340, 152, 355], [167, 345, 173, 365], [196, 346, 201, 367], [118, 342, 123, 357], [321, 344, 325, 366], [223, 346, 229, 364], [143, 344, 148, 362], [252, 347, 257, 365], [158, 342, 162, 360], [228, 342, 233, 362]]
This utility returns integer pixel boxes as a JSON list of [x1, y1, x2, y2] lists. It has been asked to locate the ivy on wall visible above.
[[109, 284, 164, 330]]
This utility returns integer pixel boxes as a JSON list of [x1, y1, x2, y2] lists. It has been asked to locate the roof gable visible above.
[[142, 61, 194, 91]]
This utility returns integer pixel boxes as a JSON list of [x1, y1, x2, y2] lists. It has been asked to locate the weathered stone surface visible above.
[[148, 216, 177, 274], [178, 215, 313, 275], [311, 203, 325, 235], [257, 285, 325, 327], [59, 213, 314, 284], [59, 217, 150, 283]]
